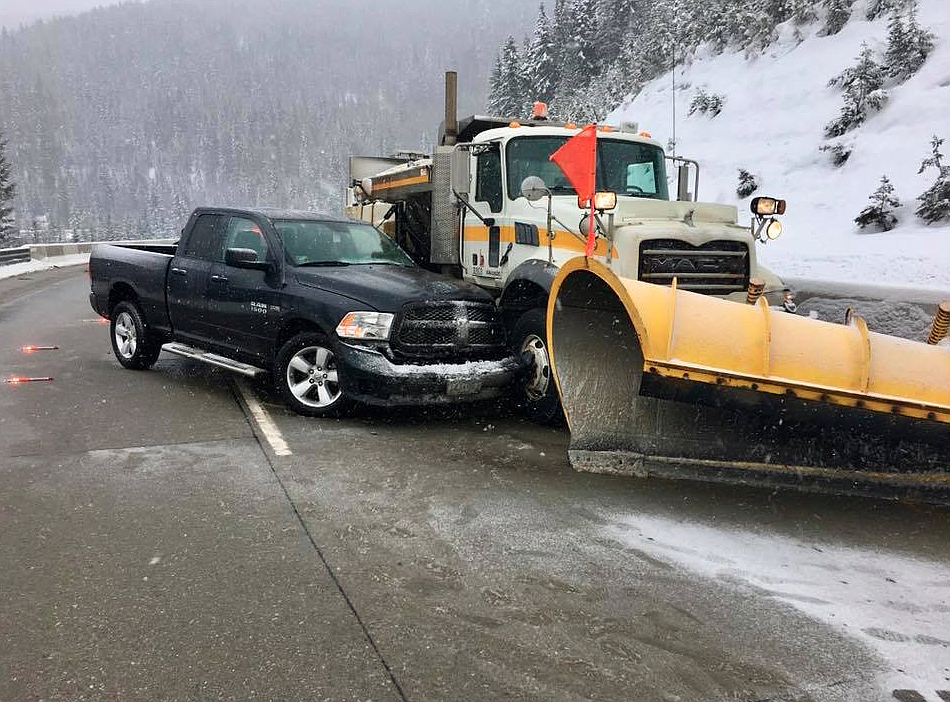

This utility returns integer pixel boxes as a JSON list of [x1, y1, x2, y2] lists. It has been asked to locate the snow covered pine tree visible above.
[[855, 175, 901, 231], [737, 169, 759, 198], [825, 43, 888, 137], [916, 136, 950, 224], [884, 6, 936, 82], [0, 131, 15, 244], [822, 0, 853, 36]]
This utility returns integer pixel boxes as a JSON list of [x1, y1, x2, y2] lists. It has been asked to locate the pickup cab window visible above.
[[223, 216, 269, 261], [274, 220, 413, 267], [182, 214, 224, 259]]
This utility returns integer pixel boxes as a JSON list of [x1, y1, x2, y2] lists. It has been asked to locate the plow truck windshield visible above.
[[505, 136, 670, 201]]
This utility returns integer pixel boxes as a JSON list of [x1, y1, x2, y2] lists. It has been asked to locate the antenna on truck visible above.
[[671, 42, 677, 157]]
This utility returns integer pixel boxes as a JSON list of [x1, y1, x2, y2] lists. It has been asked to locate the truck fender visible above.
[[498, 260, 558, 328]]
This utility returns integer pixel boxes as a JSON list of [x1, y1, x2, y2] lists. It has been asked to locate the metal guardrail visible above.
[[1, 239, 176, 269], [0, 247, 31, 267]]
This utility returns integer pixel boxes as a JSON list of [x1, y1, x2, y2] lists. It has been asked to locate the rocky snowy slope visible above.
[[607, 0, 950, 288]]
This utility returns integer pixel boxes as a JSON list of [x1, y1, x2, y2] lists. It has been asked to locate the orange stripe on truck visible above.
[[463, 225, 617, 258]]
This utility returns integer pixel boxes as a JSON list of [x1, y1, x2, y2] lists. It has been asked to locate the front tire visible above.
[[510, 308, 563, 424], [275, 333, 353, 417], [110, 300, 161, 370]]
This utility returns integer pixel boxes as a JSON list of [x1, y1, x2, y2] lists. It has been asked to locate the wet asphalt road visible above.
[[1, 266, 948, 702]]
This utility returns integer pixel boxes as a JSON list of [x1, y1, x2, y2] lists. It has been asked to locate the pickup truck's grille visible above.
[[639, 239, 750, 295], [393, 301, 506, 358]]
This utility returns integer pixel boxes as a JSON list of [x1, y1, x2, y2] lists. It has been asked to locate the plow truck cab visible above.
[[347, 72, 785, 422]]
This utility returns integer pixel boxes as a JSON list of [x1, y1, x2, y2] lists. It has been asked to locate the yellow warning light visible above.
[[599, 125, 614, 132], [638, 130, 652, 137], [564, 121, 577, 129], [509, 121, 522, 128]]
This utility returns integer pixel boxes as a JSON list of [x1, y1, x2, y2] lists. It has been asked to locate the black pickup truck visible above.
[[89, 207, 521, 416]]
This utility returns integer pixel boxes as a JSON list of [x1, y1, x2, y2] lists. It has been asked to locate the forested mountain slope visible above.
[[0, 0, 532, 240], [488, 0, 949, 286]]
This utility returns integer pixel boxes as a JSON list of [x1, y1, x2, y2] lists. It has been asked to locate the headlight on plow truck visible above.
[[336, 312, 394, 340]]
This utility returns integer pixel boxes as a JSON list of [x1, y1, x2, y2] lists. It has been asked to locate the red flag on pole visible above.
[[549, 123, 598, 256]]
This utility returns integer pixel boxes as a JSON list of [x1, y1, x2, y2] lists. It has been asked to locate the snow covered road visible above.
[[607, 514, 950, 699]]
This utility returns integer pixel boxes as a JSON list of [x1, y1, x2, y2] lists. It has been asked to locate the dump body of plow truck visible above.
[[548, 257, 950, 504], [347, 72, 786, 422]]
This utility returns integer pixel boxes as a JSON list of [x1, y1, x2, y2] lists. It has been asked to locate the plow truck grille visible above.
[[639, 239, 749, 295], [392, 301, 506, 359]]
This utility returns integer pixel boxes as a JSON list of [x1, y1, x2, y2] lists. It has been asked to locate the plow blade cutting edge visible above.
[[547, 257, 950, 504]]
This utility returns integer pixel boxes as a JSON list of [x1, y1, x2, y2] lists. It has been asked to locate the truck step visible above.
[[161, 342, 265, 378]]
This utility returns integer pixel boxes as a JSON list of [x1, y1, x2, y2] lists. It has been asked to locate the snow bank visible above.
[[607, 513, 950, 697], [607, 0, 950, 287], [0, 253, 89, 281]]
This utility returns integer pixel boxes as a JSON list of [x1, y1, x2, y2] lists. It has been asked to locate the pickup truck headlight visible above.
[[336, 311, 394, 340]]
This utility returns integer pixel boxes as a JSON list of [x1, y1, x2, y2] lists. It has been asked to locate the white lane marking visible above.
[[235, 379, 292, 456]]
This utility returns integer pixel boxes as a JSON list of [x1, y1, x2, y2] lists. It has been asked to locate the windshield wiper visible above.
[[296, 260, 351, 267]]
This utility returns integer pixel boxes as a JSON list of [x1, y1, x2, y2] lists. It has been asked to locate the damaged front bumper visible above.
[[334, 342, 525, 406]]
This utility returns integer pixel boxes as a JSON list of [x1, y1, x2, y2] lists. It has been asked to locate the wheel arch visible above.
[[275, 317, 331, 354], [108, 281, 139, 314], [498, 260, 557, 329]]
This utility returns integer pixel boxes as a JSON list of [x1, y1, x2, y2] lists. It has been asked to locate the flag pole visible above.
[[585, 124, 597, 257]]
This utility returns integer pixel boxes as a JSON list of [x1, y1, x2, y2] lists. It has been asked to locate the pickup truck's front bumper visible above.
[[335, 342, 525, 406]]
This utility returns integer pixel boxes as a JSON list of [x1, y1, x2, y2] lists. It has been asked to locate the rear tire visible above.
[[275, 333, 354, 417], [510, 308, 563, 425], [110, 300, 162, 370]]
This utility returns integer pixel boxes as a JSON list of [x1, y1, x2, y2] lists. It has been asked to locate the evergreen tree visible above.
[[855, 175, 900, 231], [0, 132, 15, 243], [916, 136, 950, 224], [737, 169, 759, 198], [496, 36, 527, 117], [595, 0, 637, 67], [822, 0, 853, 36], [487, 53, 504, 113], [825, 44, 888, 137], [885, 6, 936, 81], [866, 0, 909, 21], [525, 3, 560, 104], [883, 10, 910, 75]]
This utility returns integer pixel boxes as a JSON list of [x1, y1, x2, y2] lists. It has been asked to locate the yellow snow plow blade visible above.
[[547, 257, 950, 503]]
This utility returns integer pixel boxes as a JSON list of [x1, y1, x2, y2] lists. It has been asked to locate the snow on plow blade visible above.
[[547, 257, 950, 504]]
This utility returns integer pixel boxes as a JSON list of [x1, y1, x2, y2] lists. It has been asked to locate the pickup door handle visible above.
[[170, 267, 187, 276], [210, 275, 228, 283]]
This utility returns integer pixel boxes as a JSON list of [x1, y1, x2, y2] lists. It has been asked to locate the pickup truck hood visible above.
[[294, 264, 492, 312]]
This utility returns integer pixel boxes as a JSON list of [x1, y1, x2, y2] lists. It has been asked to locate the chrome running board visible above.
[[161, 342, 264, 378]]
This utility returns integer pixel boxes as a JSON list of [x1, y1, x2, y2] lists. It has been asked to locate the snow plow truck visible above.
[[347, 72, 950, 503]]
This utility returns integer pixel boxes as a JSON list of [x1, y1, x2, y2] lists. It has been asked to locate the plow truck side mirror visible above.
[[450, 147, 471, 195], [751, 196, 787, 216], [521, 176, 550, 202]]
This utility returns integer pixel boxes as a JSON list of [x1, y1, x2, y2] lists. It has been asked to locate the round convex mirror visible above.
[[521, 176, 549, 202]]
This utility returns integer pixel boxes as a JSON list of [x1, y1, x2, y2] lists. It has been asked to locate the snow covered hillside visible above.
[[607, 0, 950, 288]]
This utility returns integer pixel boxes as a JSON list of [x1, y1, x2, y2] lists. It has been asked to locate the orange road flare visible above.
[[4, 376, 55, 384]]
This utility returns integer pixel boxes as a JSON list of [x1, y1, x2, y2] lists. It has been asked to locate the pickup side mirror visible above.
[[225, 247, 270, 270]]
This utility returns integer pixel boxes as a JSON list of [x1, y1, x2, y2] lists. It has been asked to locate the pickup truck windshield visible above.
[[274, 220, 414, 267], [505, 136, 669, 201]]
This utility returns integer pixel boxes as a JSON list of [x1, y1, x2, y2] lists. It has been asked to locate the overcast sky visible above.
[[0, 0, 123, 30]]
